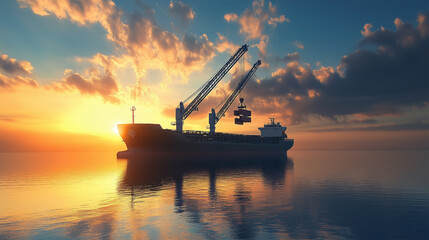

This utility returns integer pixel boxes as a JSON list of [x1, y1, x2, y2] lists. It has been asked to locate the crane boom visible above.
[[183, 44, 248, 119], [216, 60, 261, 123], [209, 60, 261, 133], [175, 44, 248, 132]]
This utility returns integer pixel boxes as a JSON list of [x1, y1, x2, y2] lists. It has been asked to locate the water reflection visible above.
[[116, 151, 429, 240], [119, 154, 291, 191], [0, 151, 428, 239], [64, 205, 117, 240], [118, 153, 292, 239]]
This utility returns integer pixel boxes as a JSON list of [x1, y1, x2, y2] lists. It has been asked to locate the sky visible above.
[[0, 0, 428, 151]]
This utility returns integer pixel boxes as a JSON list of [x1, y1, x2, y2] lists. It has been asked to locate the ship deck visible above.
[[167, 129, 290, 145]]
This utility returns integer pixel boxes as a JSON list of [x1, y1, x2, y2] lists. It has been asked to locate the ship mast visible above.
[[130, 106, 136, 124]]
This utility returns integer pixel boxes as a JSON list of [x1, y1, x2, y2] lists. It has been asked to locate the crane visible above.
[[208, 60, 261, 134], [174, 44, 248, 132]]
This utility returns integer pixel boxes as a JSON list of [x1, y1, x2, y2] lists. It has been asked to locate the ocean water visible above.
[[0, 151, 428, 239]]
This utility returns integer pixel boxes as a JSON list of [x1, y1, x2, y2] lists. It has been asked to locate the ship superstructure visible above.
[[259, 118, 288, 138]]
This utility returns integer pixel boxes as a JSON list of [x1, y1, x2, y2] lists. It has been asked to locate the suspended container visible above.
[[239, 116, 251, 123], [234, 98, 252, 125], [234, 109, 251, 117]]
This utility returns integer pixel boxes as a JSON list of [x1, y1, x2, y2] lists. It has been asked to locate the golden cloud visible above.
[[0, 52, 34, 75], [0, 72, 38, 90], [224, 0, 289, 40], [19, 0, 218, 103], [49, 67, 120, 104], [215, 33, 240, 54]]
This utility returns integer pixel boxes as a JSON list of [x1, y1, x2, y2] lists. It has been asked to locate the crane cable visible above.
[[214, 89, 233, 111], [180, 71, 217, 107], [239, 56, 245, 101], [214, 57, 244, 111]]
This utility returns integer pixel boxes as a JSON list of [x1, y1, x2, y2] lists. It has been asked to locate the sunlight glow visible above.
[[113, 123, 120, 135]]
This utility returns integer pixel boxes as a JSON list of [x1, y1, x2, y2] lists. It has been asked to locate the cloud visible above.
[[223, 1, 288, 63], [224, 0, 289, 40], [343, 118, 378, 125], [0, 51, 37, 90], [238, 10, 266, 40], [361, 23, 373, 37], [169, 1, 195, 26], [312, 121, 429, 132], [19, 0, 216, 95], [268, 15, 290, 26], [182, 33, 215, 67], [0, 115, 20, 122], [417, 13, 429, 37], [18, 0, 105, 24], [215, 33, 240, 54], [242, 13, 429, 123], [224, 13, 238, 22], [126, 11, 216, 84], [125, 7, 216, 84], [312, 66, 334, 83], [293, 41, 304, 49], [275, 52, 301, 63], [49, 66, 120, 104], [45, 52, 129, 103], [0, 52, 33, 75], [252, 35, 269, 59], [18, 0, 128, 46], [0, 72, 38, 90]]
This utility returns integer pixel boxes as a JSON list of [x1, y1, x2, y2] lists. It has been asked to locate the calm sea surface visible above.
[[0, 151, 428, 239]]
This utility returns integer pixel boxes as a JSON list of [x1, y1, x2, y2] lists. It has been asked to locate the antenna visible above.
[[130, 106, 136, 124]]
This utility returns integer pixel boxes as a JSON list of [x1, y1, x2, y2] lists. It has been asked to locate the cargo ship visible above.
[[117, 44, 294, 160], [117, 118, 294, 159]]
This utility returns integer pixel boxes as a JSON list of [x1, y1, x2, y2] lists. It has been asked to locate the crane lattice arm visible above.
[[182, 44, 248, 120], [214, 60, 261, 124]]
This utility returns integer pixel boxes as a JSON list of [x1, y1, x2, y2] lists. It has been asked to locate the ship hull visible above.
[[117, 124, 294, 160]]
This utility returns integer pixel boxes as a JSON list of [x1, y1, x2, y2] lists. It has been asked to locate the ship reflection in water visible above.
[[0, 151, 428, 239], [118, 153, 292, 239]]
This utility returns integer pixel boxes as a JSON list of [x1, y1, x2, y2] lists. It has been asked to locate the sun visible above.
[[113, 123, 120, 135]]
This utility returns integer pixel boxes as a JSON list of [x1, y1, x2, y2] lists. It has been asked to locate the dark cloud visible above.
[[311, 121, 429, 132], [367, 121, 429, 131], [243, 13, 429, 123], [0, 52, 33, 75], [168, 1, 195, 26], [0, 51, 38, 90], [182, 33, 215, 67], [51, 69, 120, 104]]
